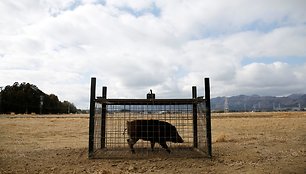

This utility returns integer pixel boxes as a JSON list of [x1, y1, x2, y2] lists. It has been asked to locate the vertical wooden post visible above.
[[101, 86, 107, 148], [192, 86, 198, 148], [205, 78, 212, 158], [88, 77, 96, 158]]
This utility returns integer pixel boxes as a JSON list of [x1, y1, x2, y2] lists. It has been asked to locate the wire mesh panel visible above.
[[92, 102, 207, 159], [88, 77, 212, 159], [197, 101, 208, 155]]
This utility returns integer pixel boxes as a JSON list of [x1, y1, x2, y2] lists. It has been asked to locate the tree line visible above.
[[0, 82, 77, 114]]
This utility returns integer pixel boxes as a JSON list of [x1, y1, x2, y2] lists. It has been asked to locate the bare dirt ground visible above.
[[0, 112, 305, 174]]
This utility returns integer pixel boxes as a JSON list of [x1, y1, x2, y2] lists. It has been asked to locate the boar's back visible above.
[[127, 119, 177, 142]]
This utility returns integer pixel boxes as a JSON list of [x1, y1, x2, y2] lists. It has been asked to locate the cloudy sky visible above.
[[1, 0, 306, 109]]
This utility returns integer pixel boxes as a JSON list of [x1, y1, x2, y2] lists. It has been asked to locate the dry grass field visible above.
[[0, 112, 305, 174]]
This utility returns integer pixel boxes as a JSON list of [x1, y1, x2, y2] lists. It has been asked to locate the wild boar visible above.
[[126, 119, 184, 153]]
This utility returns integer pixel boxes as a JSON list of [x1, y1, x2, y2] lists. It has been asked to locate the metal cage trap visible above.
[[88, 77, 212, 159]]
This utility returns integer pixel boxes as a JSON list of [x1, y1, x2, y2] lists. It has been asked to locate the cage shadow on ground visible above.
[[92, 147, 208, 159]]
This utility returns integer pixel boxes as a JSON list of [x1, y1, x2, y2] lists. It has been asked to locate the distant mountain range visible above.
[[211, 94, 306, 112]]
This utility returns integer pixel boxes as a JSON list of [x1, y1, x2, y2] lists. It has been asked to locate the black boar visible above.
[[126, 119, 184, 153]]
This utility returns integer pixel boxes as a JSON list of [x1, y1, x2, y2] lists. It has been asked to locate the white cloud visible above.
[[232, 62, 306, 96], [157, 0, 306, 37], [237, 62, 296, 87], [221, 25, 306, 58], [0, 0, 305, 109]]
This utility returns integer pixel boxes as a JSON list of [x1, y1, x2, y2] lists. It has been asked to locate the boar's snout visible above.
[[177, 136, 184, 143], [173, 134, 184, 143]]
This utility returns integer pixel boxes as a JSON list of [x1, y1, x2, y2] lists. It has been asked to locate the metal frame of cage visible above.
[[88, 77, 212, 159]]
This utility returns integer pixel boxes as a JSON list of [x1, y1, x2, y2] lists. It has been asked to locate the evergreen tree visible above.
[[0, 82, 77, 114]]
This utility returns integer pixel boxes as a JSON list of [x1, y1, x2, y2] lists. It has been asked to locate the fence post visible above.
[[89, 77, 96, 158], [192, 86, 198, 148], [205, 78, 212, 158], [101, 86, 107, 148]]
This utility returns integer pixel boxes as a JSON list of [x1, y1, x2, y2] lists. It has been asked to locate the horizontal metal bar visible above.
[[95, 98, 205, 105]]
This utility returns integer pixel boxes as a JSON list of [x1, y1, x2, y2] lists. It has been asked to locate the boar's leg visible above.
[[159, 141, 171, 153], [127, 138, 138, 154], [150, 141, 155, 151]]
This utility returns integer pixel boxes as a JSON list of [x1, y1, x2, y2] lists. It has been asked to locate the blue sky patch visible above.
[[242, 56, 306, 65], [118, 3, 160, 17]]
